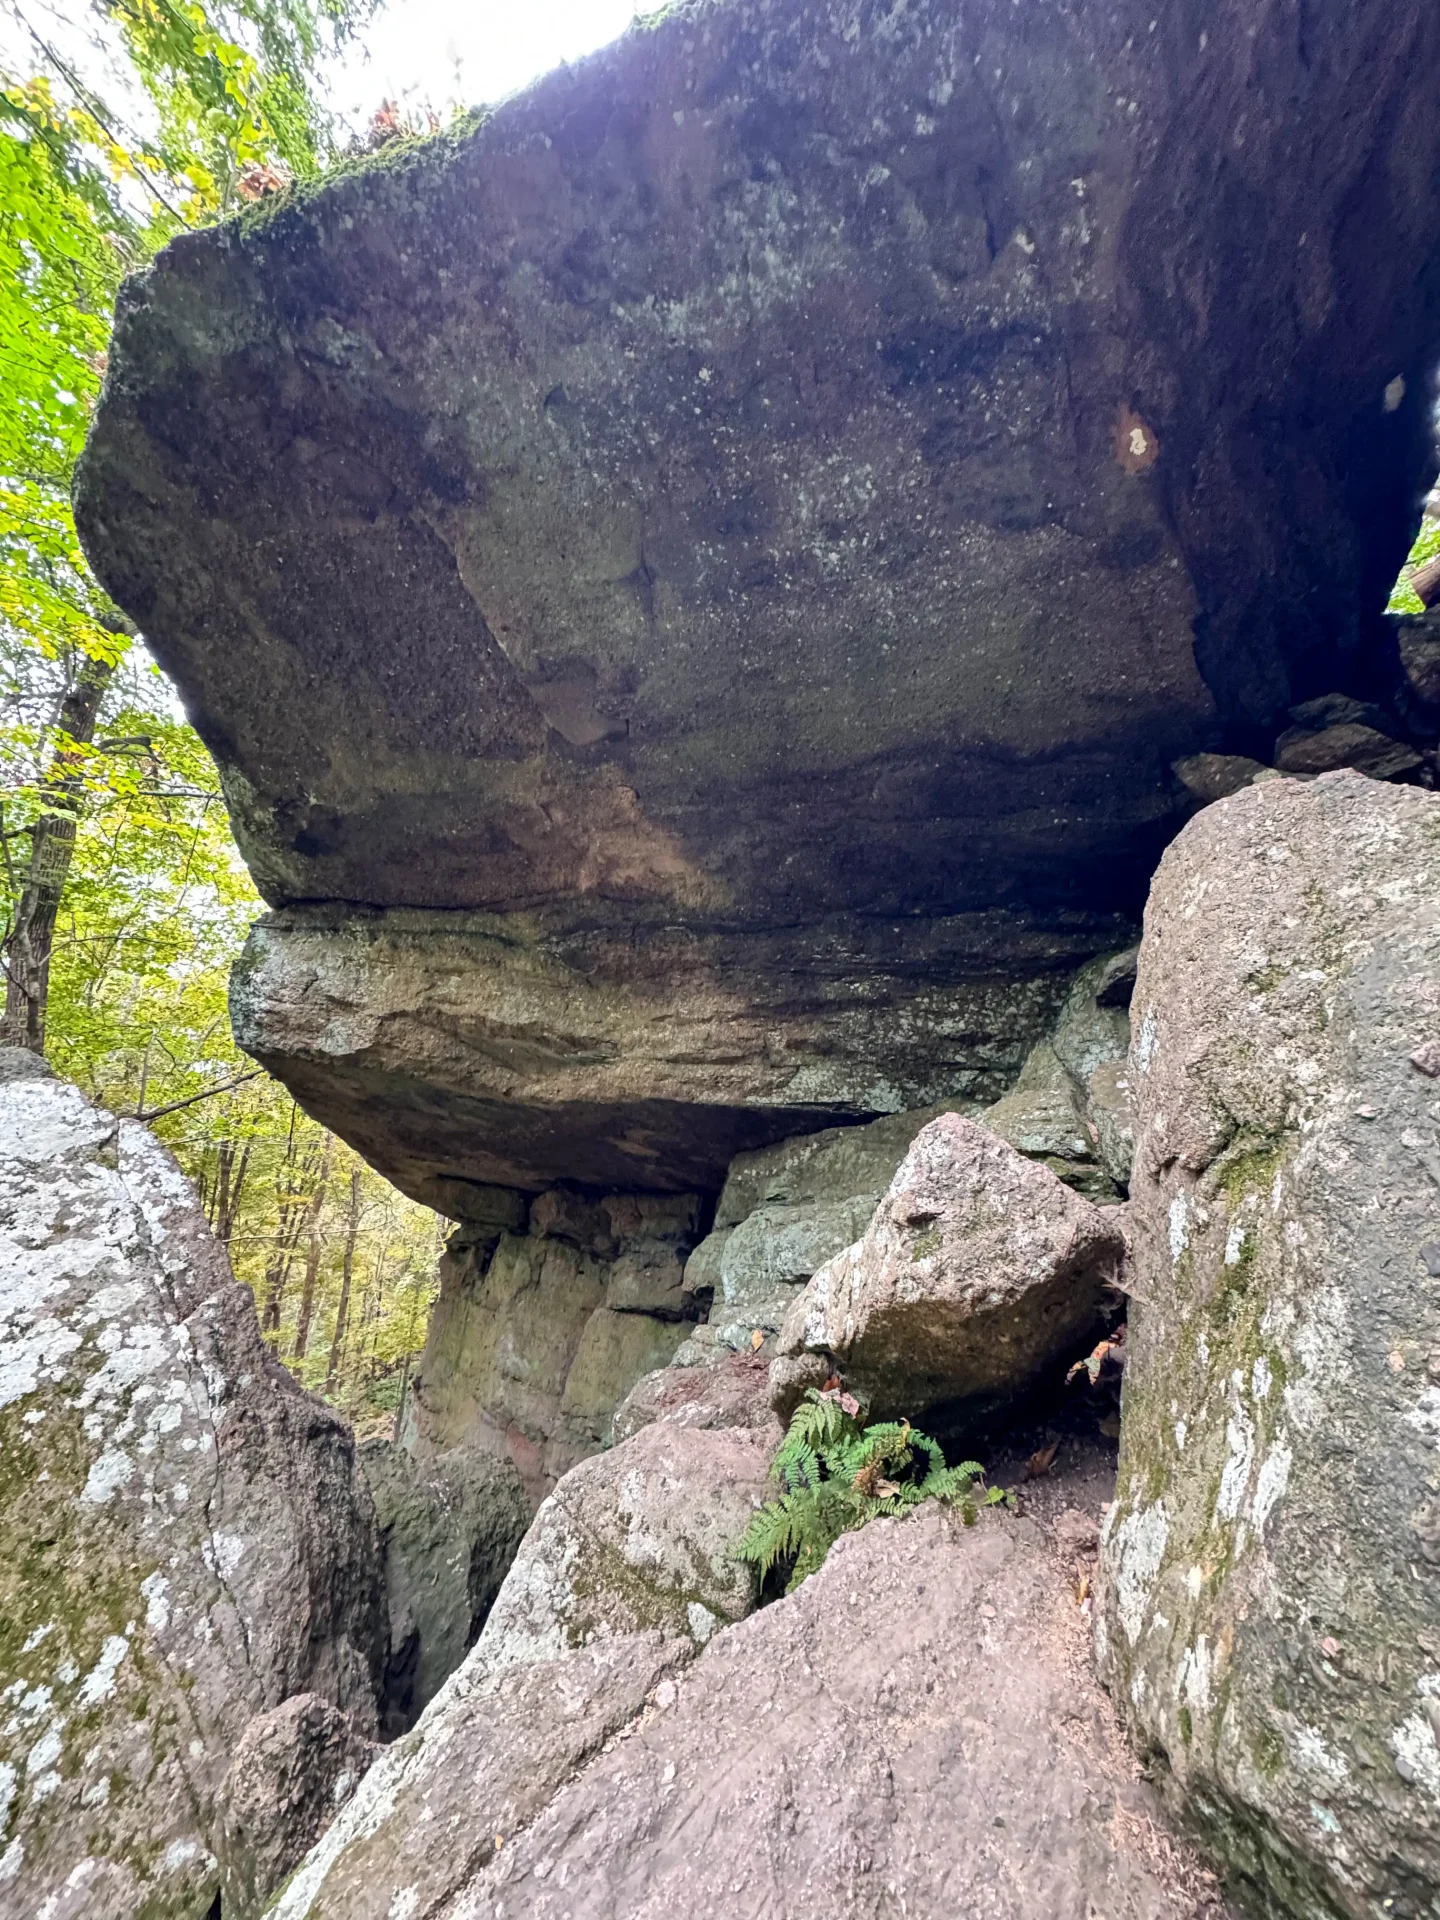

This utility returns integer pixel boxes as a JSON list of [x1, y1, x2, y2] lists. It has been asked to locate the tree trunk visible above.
[[262, 1131, 315, 1333], [325, 1163, 363, 1388], [1411, 552, 1440, 609], [291, 1133, 334, 1361], [0, 651, 117, 1052], [214, 1137, 251, 1246]]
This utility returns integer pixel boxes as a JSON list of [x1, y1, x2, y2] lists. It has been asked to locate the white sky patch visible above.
[[0, 0, 642, 189], [326, 0, 641, 126]]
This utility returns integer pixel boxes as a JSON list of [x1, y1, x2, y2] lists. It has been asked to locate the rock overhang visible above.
[[75, 0, 1440, 1203]]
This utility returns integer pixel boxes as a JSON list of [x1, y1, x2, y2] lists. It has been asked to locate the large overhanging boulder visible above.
[[75, 0, 1440, 1203]]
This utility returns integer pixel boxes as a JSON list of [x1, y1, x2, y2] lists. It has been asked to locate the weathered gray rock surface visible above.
[[982, 948, 1137, 1198], [217, 1693, 377, 1920], [279, 1477, 1227, 1920], [360, 1438, 529, 1729], [267, 1633, 689, 1920], [76, 0, 1440, 1204], [461, 1496, 1232, 1920], [0, 1055, 384, 1919], [1098, 772, 1440, 1916], [473, 1420, 772, 1670], [772, 1111, 1126, 1428], [686, 1104, 955, 1339], [611, 1348, 778, 1445], [269, 1417, 774, 1917], [228, 912, 1078, 1205]]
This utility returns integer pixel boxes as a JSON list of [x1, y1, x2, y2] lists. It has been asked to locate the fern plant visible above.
[[735, 1389, 1010, 1594]]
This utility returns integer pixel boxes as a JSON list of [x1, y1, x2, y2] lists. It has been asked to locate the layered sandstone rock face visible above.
[[1099, 774, 1440, 1914], [406, 1190, 705, 1498], [74, 0, 1440, 1212]]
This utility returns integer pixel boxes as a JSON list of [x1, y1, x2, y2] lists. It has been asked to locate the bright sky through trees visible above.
[[0, 0, 641, 145], [327, 0, 639, 126]]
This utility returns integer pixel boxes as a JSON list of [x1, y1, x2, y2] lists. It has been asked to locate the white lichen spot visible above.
[[1135, 1009, 1157, 1075], [0, 1838, 24, 1883], [1185, 1565, 1203, 1600], [20, 1625, 54, 1655], [686, 1602, 719, 1646], [26, 1722, 63, 1778], [1178, 1634, 1212, 1714], [1407, 1388, 1440, 1447], [141, 1573, 170, 1636], [1252, 1356, 1273, 1400], [76, 1636, 128, 1707], [1216, 1406, 1256, 1523], [1394, 1713, 1440, 1798], [0, 1761, 15, 1831], [1394, 1675, 1440, 1799], [1174, 1420, 1187, 1451], [1294, 1723, 1350, 1785], [207, 1532, 247, 1581], [1252, 1443, 1292, 1533], [1111, 1503, 1170, 1647], [159, 1839, 207, 1874], [1224, 1221, 1246, 1267], [81, 1448, 134, 1505], [0, 1318, 83, 1414], [1168, 1193, 1190, 1263]]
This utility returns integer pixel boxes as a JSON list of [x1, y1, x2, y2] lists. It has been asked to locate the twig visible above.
[[135, 1069, 264, 1122]]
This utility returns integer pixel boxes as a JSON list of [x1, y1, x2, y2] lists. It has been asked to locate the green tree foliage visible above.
[[20, 656, 443, 1427], [0, 0, 441, 1422], [1389, 512, 1440, 616], [736, 1389, 1010, 1595]]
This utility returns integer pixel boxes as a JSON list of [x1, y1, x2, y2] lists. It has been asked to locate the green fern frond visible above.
[[786, 1389, 851, 1453], [773, 1436, 822, 1493], [735, 1390, 1011, 1593]]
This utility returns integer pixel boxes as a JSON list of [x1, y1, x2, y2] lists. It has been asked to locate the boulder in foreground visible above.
[[474, 1420, 773, 1671], [1099, 772, 1440, 1915], [0, 1054, 384, 1918], [450, 1491, 1225, 1919], [217, 1693, 376, 1920]]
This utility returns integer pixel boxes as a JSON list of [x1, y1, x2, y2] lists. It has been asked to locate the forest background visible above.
[[0, 0, 445, 1432]]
